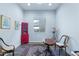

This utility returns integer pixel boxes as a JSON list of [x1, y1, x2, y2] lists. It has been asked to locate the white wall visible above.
[[24, 11, 56, 42], [0, 3, 23, 48], [56, 3, 79, 55]]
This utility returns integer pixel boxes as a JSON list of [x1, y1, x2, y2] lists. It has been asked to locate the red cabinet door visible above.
[[21, 22, 29, 44], [21, 32, 29, 44], [22, 23, 28, 33]]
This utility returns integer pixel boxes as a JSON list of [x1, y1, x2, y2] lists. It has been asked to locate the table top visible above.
[[44, 39, 56, 45]]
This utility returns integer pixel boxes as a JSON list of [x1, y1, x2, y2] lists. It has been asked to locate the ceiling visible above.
[[18, 3, 62, 11]]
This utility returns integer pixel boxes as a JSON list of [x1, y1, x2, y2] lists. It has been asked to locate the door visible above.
[[21, 22, 29, 44]]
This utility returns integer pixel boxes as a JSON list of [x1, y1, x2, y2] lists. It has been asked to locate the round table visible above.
[[44, 39, 56, 56]]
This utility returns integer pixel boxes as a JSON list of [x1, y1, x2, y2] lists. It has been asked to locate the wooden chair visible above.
[[0, 38, 15, 56], [55, 35, 69, 56]]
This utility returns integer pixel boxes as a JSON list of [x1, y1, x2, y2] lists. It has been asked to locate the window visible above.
[[33, 16, 46, 32]]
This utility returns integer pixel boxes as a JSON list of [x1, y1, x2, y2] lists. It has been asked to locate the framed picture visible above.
[[0, 15, 11, 29], [15, 21, 19, 30]]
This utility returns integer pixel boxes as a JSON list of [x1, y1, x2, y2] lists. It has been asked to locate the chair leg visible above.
[[2, 53, 5, 56], [59, 48, 61, 56], [54, 44, 56, 50], [45, 50, 48, 56], [12, 50, 14, 56], [65, 47, 66, 56], [44, 45, 48, 56]]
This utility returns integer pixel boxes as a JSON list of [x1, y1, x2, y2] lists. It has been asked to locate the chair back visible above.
[[59, 35, 69, 45], [0, 38, 15, 56], [0, 38, 10, 50]]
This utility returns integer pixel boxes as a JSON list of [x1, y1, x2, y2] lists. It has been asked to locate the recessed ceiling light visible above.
[[27, 3, 31, 6], [49, 3, 52, 6]]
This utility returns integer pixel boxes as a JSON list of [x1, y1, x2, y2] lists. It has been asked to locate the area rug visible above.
[[5, 44, 68, 56], [26, 45, 55, 56], [26, 46, 46, 56]]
